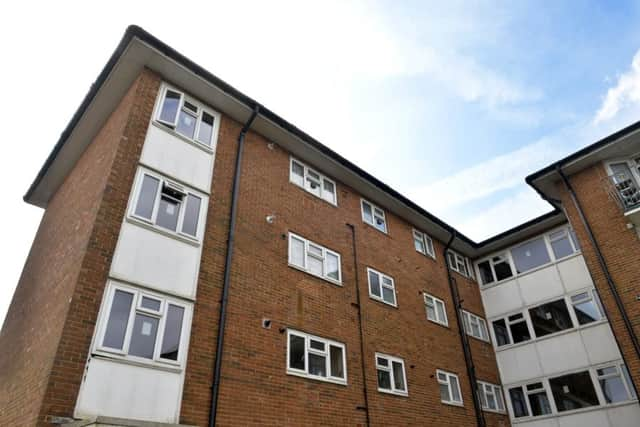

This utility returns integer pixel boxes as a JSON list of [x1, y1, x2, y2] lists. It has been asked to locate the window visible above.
[[361, 199, 387, 233], [156, 86, 219, 148], [477, 381, 505, 412], [492, 313, 531, 347], [511, 237, 551, 274], [477, 253, 513, 286], [131, 170, 204, 240], [596, 364, 636, 404], [508, 382, 552, 418], [367, 268, 396, 306], [424, 294, 448, 326], [549, 371, 599, 412], [286, 330, 346, 385], [288, 233, 341, 283], [413, 229, 435, 258], [289, 158, 337, 205], [437, 370, 463, 405], [528, 299, 573, 338], [463, 311, 489, 342], [447, 250, 472, 278], [98, 283, 189, 366], [548, 228, 580, 260], [376, 353, 408, 396], [570, 290, 604, 325]]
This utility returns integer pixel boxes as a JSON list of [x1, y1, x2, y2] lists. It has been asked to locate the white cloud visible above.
[[595, 49, 640, 123]]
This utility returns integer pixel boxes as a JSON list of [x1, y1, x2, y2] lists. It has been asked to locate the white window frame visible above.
[[289, 157, 338, 206], [287, 232, 342, 284], [94, 281, 192, 369], [477, 381, 506, 413], [361, 199, 388, 233], [424, 293, 448, 326], [128, 167, 207, 243], [286, 329, 347, 385], [594, 362, 637, 405], [154, 84, 221, 151], [507, 380, 553, 419], [490, 311, 534, 349], [548, 227, 580, 261], [413, 229, 435, 258], [447, 250, 472, 278], [462, 310, 490, 342], [475, 252, 514, 287], [568, 288, 605, 326], [437, 369, 463, 406], [375, 353, 408, 396], [367, 267, 397, 307]]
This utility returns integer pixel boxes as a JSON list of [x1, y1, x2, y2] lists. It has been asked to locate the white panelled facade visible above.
[[75, 82, 219, 423], [477, 225, 640, 426]]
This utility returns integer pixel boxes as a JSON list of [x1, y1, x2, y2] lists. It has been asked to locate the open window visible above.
[[289, 158, 337, 205], [367, 268, 396, 306], [361, 199, 387, 233], [288, 233, 342, 284], [477, 253, 513, 286], [376, 353, 408, 396], [437, 370, 463, 405], [287, 330, 346, 385]]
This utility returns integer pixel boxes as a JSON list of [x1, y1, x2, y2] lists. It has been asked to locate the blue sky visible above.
[[2, 1, 640, 323]]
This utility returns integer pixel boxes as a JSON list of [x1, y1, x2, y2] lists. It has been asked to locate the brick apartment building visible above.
[[0, 26, 638, 427]]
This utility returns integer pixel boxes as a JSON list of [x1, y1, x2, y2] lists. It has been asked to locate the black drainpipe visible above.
[[557, 166, 640, 398], [209, 105, 260, 427], [444, 232, 485, 427], [346, 223, 371, 427]]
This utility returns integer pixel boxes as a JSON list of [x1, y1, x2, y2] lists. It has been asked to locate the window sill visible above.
[[467, 334, 491, 345], [286, 369, 347, 386], [288, 263, 342, 287], [369, 294, 398, 309], [290, 179, 338, 208], [441, 400, 464, 408], [482, 408, 507, 415], [510, 399, 639, 424], [126, 216, 201, 247], [416, 250, 437, 261], [90, 351, 183, 374], [151, 120, 215, 155], [378, 388, 408, 397], [494, 318, 608, 353], [362, 220, 389, 236], [427, 318, 449, 329]]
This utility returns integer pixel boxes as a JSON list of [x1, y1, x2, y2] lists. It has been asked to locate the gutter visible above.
[[209, 105, 260, 427], [556, 166, 640, 400], [443, 232, 485, 427]]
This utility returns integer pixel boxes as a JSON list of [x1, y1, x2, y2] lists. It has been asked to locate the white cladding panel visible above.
[[140, 124, 214, 193], [481, 279, 522, 318], [497, 344, 543, 384], [581, 323, 622, 365], [518, 265, 564, 306], [606, 403, 640, 427], [556, 409, 609, 427], [557, 256, 594, 292], [75, 358, 182, 423], [536, 333, 588, 376], [111, 221, 201, 299], [514, 418, 559, 427]]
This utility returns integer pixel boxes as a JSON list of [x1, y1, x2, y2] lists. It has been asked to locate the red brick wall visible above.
[[180, 123, 509, 426], [555, 162, 640, 389], [0, 69, 161, 426]]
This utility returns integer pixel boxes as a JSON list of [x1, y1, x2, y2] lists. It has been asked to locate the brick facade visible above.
[[554, 162, 640, 390]]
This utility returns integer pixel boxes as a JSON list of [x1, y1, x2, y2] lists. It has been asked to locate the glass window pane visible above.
[[289, 237, 305, 268], [310, 339, 325, 351], [450, 376, 461, 402], [308, 244, 322, 258], [529, 299, 573, 338], [478, 261, 494, 285], [486, 389, 497, 409], [128, 314, 159, 359], [103, 290, 134, 350], [551, 235, 574, 259], [326, 253, 339, 280], [181, 194, 201, 237], [156, 186, 183, 231], [308, 256, 323, 276], [426, 303, 436, 321], [435, 301, 446, 323], [392, 361, 405, 391], [291, 161, 304, 186], [572, 298, 601, 325], [478, 385, 487, 408], [377, 356, 389, 367], [289, 334, 305, 370], [134, 175, 159, 220], [495, 387, 505, 411], [374, 215, 386, 232], [330, 345, 344, 378], [440, 383, 451, 402], [378, 369, 391, 390], [493, 319, 510, 346], [308, 353, 326, 376], [196, 111, 214, 146], [176, 109, 197, 139], [414, 234, 426, 254], [509, 388, 528, 417], [362, 202, 373, 223], [322, 180, 335, 203], [550, 371, 599, 412], [599, 375, 629, 403], [382, 286, 395, 305], [494, 259, 513, 281], [528, 391, 552, 416], [425, 237, 434, 256], [570, 229, 580, 250], [140, 296, 161, 312], [511, 238, 551, 274], [159, 90, 181, 124], [160, 304, 184, 360], [622, 364, 637, 399], [510, 319, 531, 344], [369, 271, 381, 297]]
